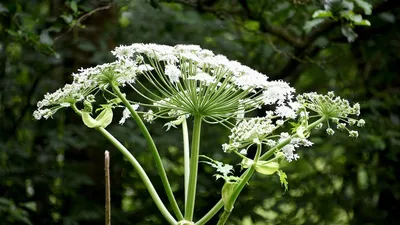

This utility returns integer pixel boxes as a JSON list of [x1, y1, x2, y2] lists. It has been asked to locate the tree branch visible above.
[[54, 4, 112, 42]]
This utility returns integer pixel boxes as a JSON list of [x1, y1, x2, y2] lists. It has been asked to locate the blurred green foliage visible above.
[[0, 0, 399, 224]]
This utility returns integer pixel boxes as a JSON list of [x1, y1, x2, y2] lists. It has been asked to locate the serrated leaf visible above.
[[254, 161, 279, 175], [277, 170, 288, 191], [312, 10, 333, 19], [341, 26, 358, 42], [354, 0, 372, 15], [303, 18, 325, 33], [221, 182, 236, 211]]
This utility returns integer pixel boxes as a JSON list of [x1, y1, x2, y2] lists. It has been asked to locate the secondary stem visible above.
[[216, 211, 231, 225], [96, 127, 177, 225], [112, 84, 183, 220], [105, 151, 111, 225], [196, 116, 327, 225], [182, 118, 190, 205], [185, 116, 203, 221]]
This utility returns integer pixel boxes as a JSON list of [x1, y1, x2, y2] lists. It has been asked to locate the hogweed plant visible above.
[[34, 43, 365, 225]]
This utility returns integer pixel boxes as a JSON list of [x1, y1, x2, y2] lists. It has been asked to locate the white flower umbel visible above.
[[33, 60, 149, 120], [297, 91, 364, 137], [111, 43, 294, 124]]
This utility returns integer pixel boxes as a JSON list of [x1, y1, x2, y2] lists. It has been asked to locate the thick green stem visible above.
[[185, 116, 203, 220], [182, 118, 190, 205], [112, 84, 183, 220], [214, 145, 261, 225], [196, 116, 327, 225], [216, 211, 231, 225], [96, 127, 177, 225], [224, 145, 261, 212]]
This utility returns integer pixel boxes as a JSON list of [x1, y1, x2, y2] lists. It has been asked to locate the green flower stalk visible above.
[[34, 43, 364, 225]]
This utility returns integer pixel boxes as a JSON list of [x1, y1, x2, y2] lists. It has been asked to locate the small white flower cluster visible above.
[[278, 133, 313, 162], [34, 60, 152, 120], [119, 104, 139, 125], [222, 117, 280, 153]]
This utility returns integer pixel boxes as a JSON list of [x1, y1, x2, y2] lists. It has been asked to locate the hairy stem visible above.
[[112, 84, 183, 220], [185, 116, 203, 220], [96, 127, 177, 225]]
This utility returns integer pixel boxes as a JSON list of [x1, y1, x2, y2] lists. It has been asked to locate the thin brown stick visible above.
[[54, 4, 112, 42], [105, 150, 111, 225]]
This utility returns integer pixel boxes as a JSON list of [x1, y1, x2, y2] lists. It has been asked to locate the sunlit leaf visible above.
[[354, 0, 372, 15], [312, 10, 333, 19]]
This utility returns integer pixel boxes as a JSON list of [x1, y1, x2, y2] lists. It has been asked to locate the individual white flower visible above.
[[165, 64, 181, 83], [326, 128, 335, 135], [349, 130, 358, 138], [357, 119, 365, 127], [239, 149, 248, 155]]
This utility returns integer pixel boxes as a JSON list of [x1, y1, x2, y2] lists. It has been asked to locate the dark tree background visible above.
[[0, 0, 399, 224]]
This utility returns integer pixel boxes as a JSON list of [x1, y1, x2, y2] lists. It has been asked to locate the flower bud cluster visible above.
[[296, 92, 364, 138]]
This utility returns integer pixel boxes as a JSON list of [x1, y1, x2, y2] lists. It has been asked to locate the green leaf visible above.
[[95, 107, 113, 128], [354, 0, 372, 15], [254, 161, 279, 175], [20, 202, 37, 212], [70, 1, 78, 13], [341, 26, 358, 42], [277, 170, 288, 191], [82, 112, 101, 128], [303, 18, 325, 33], [354, 19, 371, 26], [241, 157, 254, 169], [312, 10, 333, 19], [60, 14, 73, 24], [82, 107, 113, 128], [221, 182, 236, 211], [342, 0, 354, 11]]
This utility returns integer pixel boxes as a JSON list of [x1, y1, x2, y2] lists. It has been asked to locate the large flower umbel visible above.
[[112, 44, 294, 123], [34, 43, 295, 125]]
